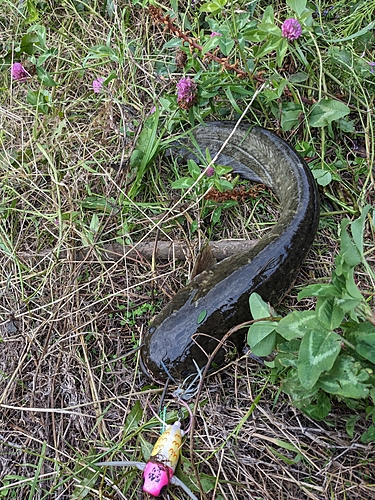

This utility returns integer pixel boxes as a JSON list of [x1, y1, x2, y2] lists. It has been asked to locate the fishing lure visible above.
[[96, 402, 198, 499]]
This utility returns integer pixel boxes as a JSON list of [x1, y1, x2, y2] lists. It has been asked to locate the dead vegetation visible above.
[[1, 1, 374, 499]]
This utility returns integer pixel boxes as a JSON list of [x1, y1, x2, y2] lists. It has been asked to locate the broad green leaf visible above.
[[37, 47, 58, 66], [247, 321, 276, 356], [287, 0, 307, 17], [308, 100, 350, 128], [257, 22, 281, 36], [197, 309, 207, 324], [216, 179, 234, 191], [89, 213, 99, 234], [201, 37, 220, 55], [123, 400, 143, 436], [171, 177, 195, 189], [316, 297, 345, 330], [288, 72, 309, 83], [303, 391, 331, 420], [312, 169, 332, 186], [350, 205, 371, 258], [200, 0, 227, 13], [297, 283, 340, 300], [346, 415, 360, 438], [159, 97, 172, 111], [224, 86, 250, 113], [84, 45, 119, 63], [280, 103, 302, 131], [36, 66, 58, 87], [215, 164, 234, 176], [249, 292, 272, 320], [211, 206, 222, 225], [243, 28, 268, 43], [140, 435, 154, 462], [335, 296, 362, 312], [251, 331, 276, 357], [20, 33, 39, 54], [24, 0, 39, 23], [163, 38, 184, 49], [128, 111, 161, 198], [261, 5, 274, 24], [318, 356, 371, 399], [254, 37, 282, 58], [343, 274, 363, 301], [340, 219, 361, 267], [26, 89, 50, 114], [338, 118, 355, 133], [218, 37, 235, 56], [277, 37, 289, 67], [360, 425, 375, 443], [177, 456, 216, 493], [346, 321, 375, 338], [356, 333, 375, 364], [187, 159, 201, 178], [276, 310, 316, 340], [281, 369, 320, 404], [297, 330, 341, 390], [28, 23, 47, 49]]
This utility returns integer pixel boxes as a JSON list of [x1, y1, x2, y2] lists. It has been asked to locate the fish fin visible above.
[[190, 243, 217, 279]]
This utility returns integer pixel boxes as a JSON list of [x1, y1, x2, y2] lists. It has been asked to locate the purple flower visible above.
[[281, 18, 302, 41], [92, 77, 105, 93], [176, 77, 197, 109], [205, 166, 215, 177], [210, 31, 222, 38], [11, 62, 29, 82]]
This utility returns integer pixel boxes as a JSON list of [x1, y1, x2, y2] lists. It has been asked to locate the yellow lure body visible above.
[[150, 421, 183, 471]]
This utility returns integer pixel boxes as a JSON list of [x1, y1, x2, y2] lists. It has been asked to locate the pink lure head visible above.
[[142, 461, 174, 497]]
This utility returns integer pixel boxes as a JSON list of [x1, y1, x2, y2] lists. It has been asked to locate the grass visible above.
[[1, 0, 375, 499]]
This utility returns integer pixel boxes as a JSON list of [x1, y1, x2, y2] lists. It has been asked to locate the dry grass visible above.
[[1, 1, 374, 499]]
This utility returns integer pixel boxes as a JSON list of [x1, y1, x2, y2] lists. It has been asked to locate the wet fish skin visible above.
[[140, 122, 320, 383]]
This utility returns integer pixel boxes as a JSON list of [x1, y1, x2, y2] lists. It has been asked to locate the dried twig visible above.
[[149, 5, 248, 78]]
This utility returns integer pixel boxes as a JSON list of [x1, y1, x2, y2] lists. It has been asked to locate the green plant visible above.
[[2, 0, 375, 498], [247, 205, 375, 440], [170, 151, 237, 230]]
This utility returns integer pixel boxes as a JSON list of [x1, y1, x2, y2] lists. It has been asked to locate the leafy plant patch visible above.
[[247, 205, 375, 441]]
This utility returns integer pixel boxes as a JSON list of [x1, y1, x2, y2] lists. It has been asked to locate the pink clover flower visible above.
[[176, 77, 197, 109], [92, 77, 105, 93], [11, 62, 29, 82], [281, 18, 302, 41]]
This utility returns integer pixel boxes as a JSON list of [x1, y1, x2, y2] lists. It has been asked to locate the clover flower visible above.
[[11, 62, 29, 82], [210, 31, 222, 38], [92, 77, 105, 93], [176, 77, 197, 109], [205, 166, 215, 177], [281, 18, 302, 41]]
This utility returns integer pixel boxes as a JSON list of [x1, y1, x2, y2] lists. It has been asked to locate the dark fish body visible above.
[[140, 122, 319, 382]]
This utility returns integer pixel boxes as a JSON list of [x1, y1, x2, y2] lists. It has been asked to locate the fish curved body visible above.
[[140, 122, 319, 382]]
